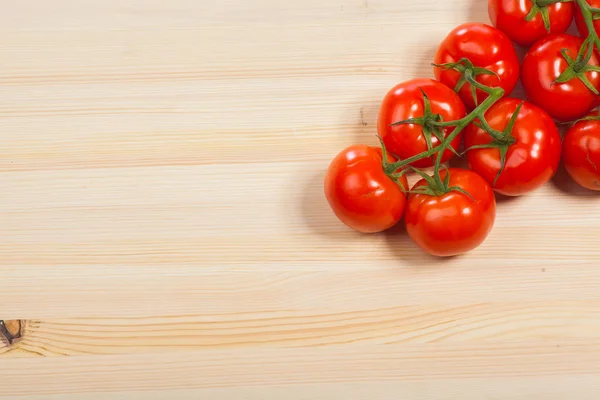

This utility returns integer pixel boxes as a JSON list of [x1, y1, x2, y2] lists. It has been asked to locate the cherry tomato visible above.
[[575, 0, 600, 40], [488, 0, 574, 47], [324, 145, 409, 233], [377, 78, 466, 168], [522, 33, 600, 122], [563, 114, 600, 191], [404, 169, 496, 257], [464, 98, 561, 196], [433, 23, 520, 110]]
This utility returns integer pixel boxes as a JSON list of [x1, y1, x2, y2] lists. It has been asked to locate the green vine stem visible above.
[[378, 1, 600, 195], [383, 68, 504, 176], [536, 0, 570, 5], [577, 0, 600, 51], [560, 1, 600, 94]]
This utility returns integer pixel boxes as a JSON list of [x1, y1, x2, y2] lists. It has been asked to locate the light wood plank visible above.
[[3, 342, 600, 397], [2, 0, 600, 398], [1, 301, 600, 357]]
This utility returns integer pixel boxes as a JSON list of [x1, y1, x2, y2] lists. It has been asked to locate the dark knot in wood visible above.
[[0, 320, 23, 346]]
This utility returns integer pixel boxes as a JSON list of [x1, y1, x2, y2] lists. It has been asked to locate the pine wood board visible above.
[[1, 0, 600, 398]]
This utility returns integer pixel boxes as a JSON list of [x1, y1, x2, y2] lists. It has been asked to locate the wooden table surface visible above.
[[2, 0, 600, 398]]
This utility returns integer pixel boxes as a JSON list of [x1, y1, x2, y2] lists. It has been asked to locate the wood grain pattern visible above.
[[2, 0, 600, 398]]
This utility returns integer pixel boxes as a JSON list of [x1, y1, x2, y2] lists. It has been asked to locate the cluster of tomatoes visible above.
[[324, 0, 600, 257]]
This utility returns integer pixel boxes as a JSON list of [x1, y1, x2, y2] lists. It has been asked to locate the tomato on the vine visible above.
[[404, 168, 496, 257], [563, 114, 600, 191], [324, 145, 408, 233], [575, 0, 600, 39], [433, 23, 520, 110], [464, 98, 561, 196], [378, 78, 466, 168], [522, 33, 600, 122], [488, 0, 574, 47]]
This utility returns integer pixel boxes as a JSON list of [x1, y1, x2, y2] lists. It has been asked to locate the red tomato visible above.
[[433, 23, 520, 110], [522, 33, 600, 122], [377, 78, 466, 168], [575, 0, 600, 39], [404, 169, 496, 257], [563, 114, 600, 191], [488, 0, 574, 47], [324, 145, 409, 233], [464, 98, 561, 196]]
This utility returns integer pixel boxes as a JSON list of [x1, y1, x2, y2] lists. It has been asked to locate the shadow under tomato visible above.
[[300, 170, 349, 238], [551, 161, 600, 197], [494, 192, 524, 204], [448, 154, 469, 169], [383, 222, 458, 267]]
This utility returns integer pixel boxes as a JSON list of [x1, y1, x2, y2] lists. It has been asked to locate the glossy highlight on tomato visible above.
[[563, 114, 600, 191], [404, 169, 496, 257], [522, 33, 600, 122], [488, 0, 574, 47], [434, 23, 520, 110], [324, 145, 409, 233], [464, 98, 561, 196], [377, 78, 466, 168]]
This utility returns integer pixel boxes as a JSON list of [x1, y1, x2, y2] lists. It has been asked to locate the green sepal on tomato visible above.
[[488, 0, 574, 47], [464, 98, 561, 196], [522, 33, 600, 122], [433, 22, 520, 110], [563, 112, 600, 191], [405, 168, 496, 257], [324, 145, 409, 233], [377, 78, 466, 168]]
